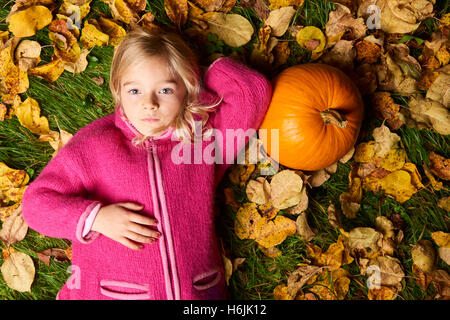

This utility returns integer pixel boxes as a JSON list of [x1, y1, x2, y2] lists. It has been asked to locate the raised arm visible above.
[[22, 142, 103, 244], [203, 57, 273, 186]]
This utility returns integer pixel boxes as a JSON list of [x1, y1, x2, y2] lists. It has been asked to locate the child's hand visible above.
[[91, 202, 160, 250]]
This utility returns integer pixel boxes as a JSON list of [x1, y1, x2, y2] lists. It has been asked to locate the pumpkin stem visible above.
[[320, 109, 348, 128]]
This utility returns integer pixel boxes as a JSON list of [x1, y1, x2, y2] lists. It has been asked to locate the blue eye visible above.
[[128, 89, 139, 95], [160, 88, 173, 94]]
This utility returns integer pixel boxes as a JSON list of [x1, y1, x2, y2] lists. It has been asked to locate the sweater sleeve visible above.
[[203, 57, 273, 186], [22, 141, 103, 244]]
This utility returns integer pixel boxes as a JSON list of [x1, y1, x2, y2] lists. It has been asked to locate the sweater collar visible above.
[[113, 103, 176, 144]]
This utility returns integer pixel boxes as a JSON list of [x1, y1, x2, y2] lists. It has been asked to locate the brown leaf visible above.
[[429, 152, 450, 181], [36, 248, 70, 266], [0, 204, 28, 246], [0, 250, 35, 292], [295, 212, 316, 241]]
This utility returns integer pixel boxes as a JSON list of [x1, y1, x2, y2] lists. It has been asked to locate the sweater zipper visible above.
[[146, 139, 181, 300]]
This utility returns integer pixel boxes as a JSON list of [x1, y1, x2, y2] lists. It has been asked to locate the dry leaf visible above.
[[228, 164, 255, 187], [36, 248, 70, 266], [372, 124, 401, 158], [296, 26, 326, 60], [245, 177, 271, 205], [428, 152, 450, 181], [286, 265, 324, 298], [270, 170, 303, 209], [405, 95, 450, 135], [206, 12, 254, 47], [14, 40, 41, 72], [325, 3, 366, 48], [165, 0, 188, 28], [437, 196, 450, 212], [28, 58, 66, 83], [295, 212, 315, 241], [273, 283, 294, 300], [376, 0, 435, 34], [8, 5, 53, 37], [372, 92, 404, 130], [80, 20, 109, 49], [0, 250, 35, 292], [0, 204, 28, 246], [264, 6, 296, 37], [411, 240, 436, 274], [15, 97, 50, 135]]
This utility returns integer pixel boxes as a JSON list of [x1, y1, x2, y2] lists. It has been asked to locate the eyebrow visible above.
[[123, 79, 178, 86]]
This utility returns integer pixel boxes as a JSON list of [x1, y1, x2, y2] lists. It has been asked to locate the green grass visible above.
[[0, 0, 449, 300]]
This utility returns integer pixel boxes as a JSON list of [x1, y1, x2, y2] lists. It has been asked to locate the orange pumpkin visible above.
[[259, 63, 364, 171]]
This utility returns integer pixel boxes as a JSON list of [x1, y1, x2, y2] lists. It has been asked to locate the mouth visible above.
[[142, 117, 159, 122]]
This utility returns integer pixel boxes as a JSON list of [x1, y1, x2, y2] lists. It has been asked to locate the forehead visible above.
[[121, 56, 179, 86]]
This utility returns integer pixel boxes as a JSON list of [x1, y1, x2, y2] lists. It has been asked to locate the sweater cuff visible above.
[[76, 201, 103, 244]]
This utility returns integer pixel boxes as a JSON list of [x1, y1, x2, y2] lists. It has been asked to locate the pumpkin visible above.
[[259, 63, 364, 171]]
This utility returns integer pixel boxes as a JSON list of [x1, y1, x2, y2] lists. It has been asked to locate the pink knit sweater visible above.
[[22, 57, 272, 300]]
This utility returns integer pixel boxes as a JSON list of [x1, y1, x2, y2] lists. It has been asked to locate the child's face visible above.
[[119, 55, 186, 137]]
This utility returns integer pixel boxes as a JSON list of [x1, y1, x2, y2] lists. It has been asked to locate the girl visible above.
[[22, 26, 272, 300]]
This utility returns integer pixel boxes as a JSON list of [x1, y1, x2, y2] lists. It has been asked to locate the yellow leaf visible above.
[[432, 231, 450, 249], [58, 0, 93, 20], [255, 215, 296, 248], [234, 202, 264, 240], [368, 286, 398, 300], [380, 170, 420, 203], [0, 42, 29, 95], [28, 58, 66, 83], [0, 162, 30, 191], [98, 17, 127, 47], [8, 5, 52, 37], [228, 164, 255, 187], [80, 21, 110, 49], [15, 97, 50, 135], [273, 284, 295, 300], [296, 26, 326, 60], [268, 0, 304, 10], [164, 0, 188, 28]]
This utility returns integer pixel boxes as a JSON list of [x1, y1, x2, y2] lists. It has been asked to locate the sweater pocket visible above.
[[192, 267, 222, 291], [99, 279, 151, 300]]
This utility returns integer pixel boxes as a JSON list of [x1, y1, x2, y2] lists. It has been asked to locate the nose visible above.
[[144, 94, 159, 110]]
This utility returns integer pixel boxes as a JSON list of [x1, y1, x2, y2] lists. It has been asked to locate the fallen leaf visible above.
[[273, 283, 294, 300], [324, 3, 366, 48], [8, 5, 53, 37], [376, 0, 435, 34], [371, 92, 404, 130], [165, 0, 188, 28], [14, 40, 41, 72], [228, 164, 255, 187], [15, 97, 50, 135], [206, 12, 254, 47], [28, 58, 66, 83], [405, 95, 450, 135], [80, 20, 109, 49], [36, 248, 70, 266], [286, 264, 325, 298], [264, 6, 296, 37], [411, 239, 436, 274], [270, 170, 303, 209], [0, 250, 35, 292], [295, 212, 315, 241], [0, 204, 28, 246], [372, 124, 401, 158], [428, 152, 450, 181], [296, 26, 326, 60], [246, 177, 271, 205], [437, 196, 450, 212], [255, 215, 296, 248]]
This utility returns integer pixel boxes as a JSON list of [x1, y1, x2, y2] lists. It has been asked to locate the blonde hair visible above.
[[109, 26, 223, 147]]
